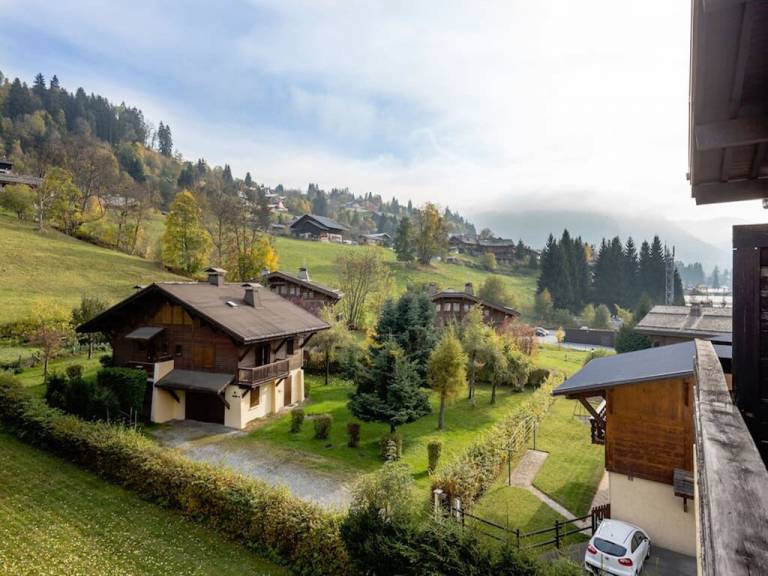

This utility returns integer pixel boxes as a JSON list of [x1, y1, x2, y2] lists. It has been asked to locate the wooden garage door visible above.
[[185, 391, 225, 424]]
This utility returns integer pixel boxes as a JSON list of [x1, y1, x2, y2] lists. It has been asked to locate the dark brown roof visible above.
[[432, 290, 520, 318], [265, 271, 343, 300], [156, 369, 233, 394], [78, 282, 329, 343], [124, 326, 165, 341]]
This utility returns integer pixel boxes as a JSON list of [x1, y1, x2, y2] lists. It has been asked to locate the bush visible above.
[[527, 368, 550, 389], [379, 432, 403, 461], [582, 348, 615, 366], [615, 325, 652, 353], [96, 367, 146, 415], [65, 376, 96, 419], [314, 414, 333, 440], [347, 422, 361, 448], [91, 385, 120, 420], [427, 439, 442, 474], [65, 364, 83, 380], [44, 372, 69, 410], [0, 374, 351, 576], [290, 407, 305, 433], [99, 354, 113, 367], [432, 374, 563, 506]]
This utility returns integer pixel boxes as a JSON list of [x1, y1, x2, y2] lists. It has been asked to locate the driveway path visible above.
[[150, 421, 355, 510]]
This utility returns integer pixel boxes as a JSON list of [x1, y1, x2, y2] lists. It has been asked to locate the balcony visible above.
[[238, 359, 290, 386]]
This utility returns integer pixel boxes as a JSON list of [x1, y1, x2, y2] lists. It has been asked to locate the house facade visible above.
[[77, 268, 328, 429], [432, 283, 519, 329], [263, 267, 343, 317], [289, 213, 349, 242]]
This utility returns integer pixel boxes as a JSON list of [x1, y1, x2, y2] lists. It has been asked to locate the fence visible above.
[[434, 490, 610, 551]]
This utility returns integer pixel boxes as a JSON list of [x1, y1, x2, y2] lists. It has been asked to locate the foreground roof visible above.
[[635, 305, 731, 338], [553, 341, 698, 397], [78, 282, 329, 343]]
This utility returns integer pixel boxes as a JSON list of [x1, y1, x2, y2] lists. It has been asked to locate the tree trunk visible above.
[[491, 380, 497, 405], [43, 353, 49, 384], [88, 336, 93, 360], [438, 394, 446, 430], [468, 353, 476, 404], [390, 422, 396, 434], [325, 349, 330, 385]]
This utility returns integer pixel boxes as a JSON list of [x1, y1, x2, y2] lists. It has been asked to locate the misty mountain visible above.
[[471, 209, 731, 269]]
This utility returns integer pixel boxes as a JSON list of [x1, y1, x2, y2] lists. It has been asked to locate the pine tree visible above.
[[394, 217, 414, 262], [638, 240, 653, 301], [157, 121, 173, 156], [711, 266, 721, 289], [673, 269, 685, 305], [649, 236, 666, 303], [623, 237, 639, 308]]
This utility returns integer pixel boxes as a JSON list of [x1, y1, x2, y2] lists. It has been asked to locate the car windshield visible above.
[[594, 537, 627, 557]]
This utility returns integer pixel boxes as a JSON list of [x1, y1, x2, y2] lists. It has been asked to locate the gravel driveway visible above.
[[150, 420, 356, 510]]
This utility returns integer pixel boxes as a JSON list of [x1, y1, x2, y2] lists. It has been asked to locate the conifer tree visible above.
[[394, 217, 414, 262]]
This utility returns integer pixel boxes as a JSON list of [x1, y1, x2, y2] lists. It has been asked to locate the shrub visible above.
[[0, 374, 351, 576], [314, 414, 333, 440], [527, 368, 550, 388], [44, 372, 69, 410], [304, 378, 311, 399], [99, 354, 113, 367], [427, 439, 442, 474], [582, 348, 615, 366], [64, 376, 96, 419], [91, 385, 120, 420], [290, 407, 305, 433], [379, 432, 403, 461], [65, 364, 83, 380], [347, 422, 361, 448], [615, 325, 651, 353], [432, 374, 562, 506], [96, 367, 146, 414]]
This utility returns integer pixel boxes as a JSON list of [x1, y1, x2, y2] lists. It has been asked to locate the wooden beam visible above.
[[728, 2, 755, 117], [578, 398, 605, 428], [241, 386, 251, 399], [720, 147, 734, 182], [704, 0, 748, 12], [695, 117, 768, 151], [300, 332, 316, 349], [271, 338, 288, 355], [165, 388, 180, 403], [751, 142, 767, 179], [693, 178, 768, 204], [238, 346, 252, 362], [219, 393, 230, 410]]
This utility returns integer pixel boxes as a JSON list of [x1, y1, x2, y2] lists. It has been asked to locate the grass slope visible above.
[[274, 236, 538, 315], [0, 214, 184, 322], [0, 432, 286, 576]]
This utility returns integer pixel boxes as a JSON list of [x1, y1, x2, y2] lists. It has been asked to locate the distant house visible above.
[[359, 232, 392, 247], [448, 235, 538, 265], [635, 304, 731, 347], [432, 282, 519, 329], [263, 267, 343, 317], [553, 341, 732, 556], [77, 267, 328, 429], [0, 159, 42, 188], [289, 214, 349, 242]]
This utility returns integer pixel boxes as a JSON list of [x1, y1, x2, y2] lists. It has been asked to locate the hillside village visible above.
[[1, 2, 767, 576]]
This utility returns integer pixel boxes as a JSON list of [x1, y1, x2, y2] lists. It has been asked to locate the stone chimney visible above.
[[298, 267, 310, 282], [243, 284, 261, 307], [690, 303, 702, 316], [464, 282, 474, 296], [206, 267, 226, 287]]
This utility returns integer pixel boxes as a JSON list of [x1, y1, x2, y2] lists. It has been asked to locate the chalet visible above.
[[448, 235, 538, 265], [432, 283, 519, 329], [359, 232, 392, 247], [0, 159, 42, 188], [263, 267, 343, 316], [553, 341, 731, 556], [635, 304, 731, 347], [289, 214, 349, 242], [77, 268, 328, 429]]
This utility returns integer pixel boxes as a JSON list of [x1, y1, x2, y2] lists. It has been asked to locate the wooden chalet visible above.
[[0, 160, 42, 188], [635, 304, 731, 347], [289, 214, 349, 242], [554, 341, 730, 556], [77, 268, 328, 429], [448, 235, 538, 265], [263, 267, 343, 317], [358, 232, 392, 247], [432, 282, 519, 329]]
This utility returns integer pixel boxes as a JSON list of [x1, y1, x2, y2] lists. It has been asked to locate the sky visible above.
[[1, 0, 765, 228]]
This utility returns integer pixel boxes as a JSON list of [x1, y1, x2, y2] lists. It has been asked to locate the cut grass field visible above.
[[0, 432, 286, 576], [536, 345, 590, 377], [0, 213, 184, 323], [12, 352, 102, 390], [245, 374, 533, 493]]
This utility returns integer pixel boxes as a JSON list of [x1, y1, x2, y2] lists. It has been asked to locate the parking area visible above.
[[548, 542, 696, 576]]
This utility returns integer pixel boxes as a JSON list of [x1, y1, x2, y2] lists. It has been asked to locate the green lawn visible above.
[[0, 343, 40, 365], [0, 214, 184, 323], [246, 374, 533, 491], [12, 352, 102, 390], [0, 432, 286, 576], [536, 345, 590, 376]]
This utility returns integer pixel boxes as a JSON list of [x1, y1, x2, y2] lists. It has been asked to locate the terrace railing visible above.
[[238, 359, 290, 386]]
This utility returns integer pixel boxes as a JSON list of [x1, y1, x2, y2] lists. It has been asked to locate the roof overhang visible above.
[[124, 326, 164, 341], [155, 369, 234, 394]]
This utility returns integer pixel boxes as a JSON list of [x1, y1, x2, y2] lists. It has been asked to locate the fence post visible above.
[[555, 520, 561, 549], [433, 489, 444, 519], [515, 528, 520, 550], [453, 497, 462, 525]]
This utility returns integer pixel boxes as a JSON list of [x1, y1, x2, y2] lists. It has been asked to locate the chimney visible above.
[[206, 267, 226, 287], [690, 303, 702, 317], [298, 267, 310, 281], [464, 282, 474, 296], [243, 284, 261, 307]]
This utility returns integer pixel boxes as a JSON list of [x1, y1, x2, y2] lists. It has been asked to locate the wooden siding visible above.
[[433, 298, 512, 329], [605, 377, 694, 485], [267, 279, 337, 316]]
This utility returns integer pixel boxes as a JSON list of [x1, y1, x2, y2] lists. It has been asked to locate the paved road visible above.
[[150, 420, 355, 510]]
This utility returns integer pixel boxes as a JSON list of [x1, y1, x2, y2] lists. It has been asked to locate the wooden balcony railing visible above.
[[238, 359, 290, 386]]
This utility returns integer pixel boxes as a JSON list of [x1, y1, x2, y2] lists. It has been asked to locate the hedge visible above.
[[431, 373, 563, 507], [0, 375, 351, 576]]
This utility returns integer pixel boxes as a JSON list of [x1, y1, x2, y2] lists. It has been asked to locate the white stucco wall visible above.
[[609, 472, 696, 556], [222, 369, 305, 429], [150, 361, 184, 423]]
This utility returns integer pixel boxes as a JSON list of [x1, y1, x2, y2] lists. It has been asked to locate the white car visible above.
[[535, 327, 549, 337], [584, 519, 650, 575]]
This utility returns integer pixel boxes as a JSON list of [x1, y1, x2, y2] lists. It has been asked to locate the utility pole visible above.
[[665, 245, 676, 305]]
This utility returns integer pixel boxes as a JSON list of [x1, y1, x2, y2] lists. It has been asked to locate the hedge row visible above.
[[432, 373, 563, 507], [0, 375, 351, 576]]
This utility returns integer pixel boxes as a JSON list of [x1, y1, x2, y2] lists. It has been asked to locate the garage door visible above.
[[185, 391, 225, 424]]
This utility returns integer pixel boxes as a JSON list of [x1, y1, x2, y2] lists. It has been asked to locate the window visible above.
[[593, 538, 626, 557], [453, 303, 461, 312], [175, 344, 183, 357], [435, 303, 442, 312], [463, 304, 469, 312], [249, 387, 260, 408], [287, 338, 295, 355], [630, 532, 645, 553]]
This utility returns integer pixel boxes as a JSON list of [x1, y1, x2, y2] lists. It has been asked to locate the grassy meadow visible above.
[[0, 433, 287, 576]]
